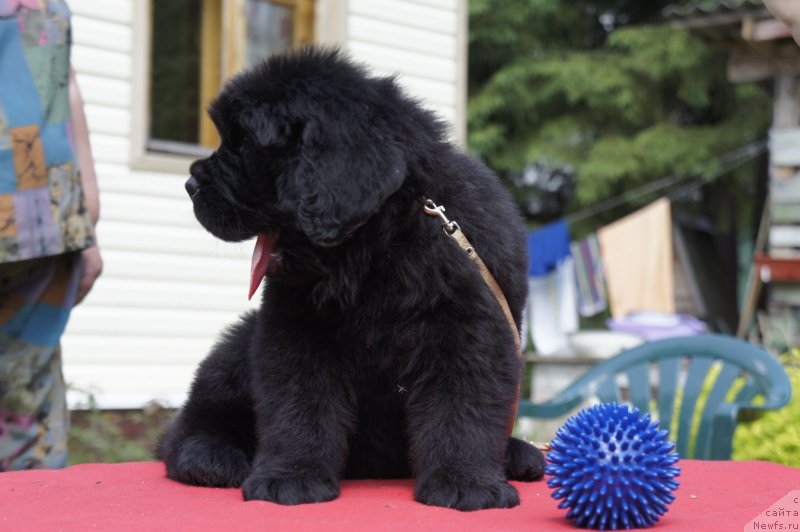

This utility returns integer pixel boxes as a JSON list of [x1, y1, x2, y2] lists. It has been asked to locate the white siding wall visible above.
[[346, 0, 464, 136], [62, 0, 467, 409]]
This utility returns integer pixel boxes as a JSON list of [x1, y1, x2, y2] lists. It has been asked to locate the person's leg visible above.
[[0, 252, 81, 470]]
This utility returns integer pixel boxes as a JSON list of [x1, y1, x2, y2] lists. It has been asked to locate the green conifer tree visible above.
[[469, 0, 770, 221]]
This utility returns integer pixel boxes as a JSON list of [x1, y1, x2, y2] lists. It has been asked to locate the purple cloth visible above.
[[607, 312, 707, 341]]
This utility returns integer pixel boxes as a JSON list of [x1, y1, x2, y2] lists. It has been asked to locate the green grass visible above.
[[68, 401, 173, 465]]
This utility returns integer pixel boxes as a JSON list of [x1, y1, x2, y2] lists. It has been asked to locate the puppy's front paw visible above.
[[414, 470, 520, 511], [505, 437, 546, 481], [164, 435, 250, 488], [242, 472, 339, 505]]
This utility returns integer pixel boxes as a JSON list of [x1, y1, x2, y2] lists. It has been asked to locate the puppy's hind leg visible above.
[[158, 312, 257, 488], [504, 436, 545, 481], [159, 423, 252, 488]]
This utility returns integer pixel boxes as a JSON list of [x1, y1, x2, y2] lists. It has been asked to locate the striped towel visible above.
[[570, 234, 608, 317]]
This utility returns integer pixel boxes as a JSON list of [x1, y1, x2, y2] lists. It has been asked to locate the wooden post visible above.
[[199, 0, 223, 148], [295, 0, 315, 46], [223, 0, 247, 79]]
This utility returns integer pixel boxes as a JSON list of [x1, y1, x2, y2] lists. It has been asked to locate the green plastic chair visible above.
[[518, 334, 792, 459]]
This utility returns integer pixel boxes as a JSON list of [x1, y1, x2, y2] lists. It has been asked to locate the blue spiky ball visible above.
[[546, 403, 680, 530]]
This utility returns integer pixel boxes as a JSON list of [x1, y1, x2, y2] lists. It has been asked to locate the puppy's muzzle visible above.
[[185, 175, 200, 198]]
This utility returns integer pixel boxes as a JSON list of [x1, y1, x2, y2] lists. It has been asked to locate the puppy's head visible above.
[[186, 48, 418, 293]]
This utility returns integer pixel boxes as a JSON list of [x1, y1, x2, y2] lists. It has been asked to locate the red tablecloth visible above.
[[0, 460, 797, 531]]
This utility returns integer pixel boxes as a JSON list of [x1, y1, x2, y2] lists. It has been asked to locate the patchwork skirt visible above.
[[0, 252, 80, 470]]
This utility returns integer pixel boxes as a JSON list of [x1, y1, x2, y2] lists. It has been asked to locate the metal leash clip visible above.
[[423, 199, 459, 235]]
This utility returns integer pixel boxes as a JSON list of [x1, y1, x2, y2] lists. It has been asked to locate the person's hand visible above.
[[75, 245, 103, 305]]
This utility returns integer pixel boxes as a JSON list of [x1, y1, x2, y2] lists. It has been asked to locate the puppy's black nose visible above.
[[185, 175, 199, 197]]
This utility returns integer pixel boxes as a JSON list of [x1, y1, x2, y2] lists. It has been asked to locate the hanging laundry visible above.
[[528, 220, 570, 276], [519, 306, 529, 352], [597, 198, 674, 319], [527, 256, 579, 355], [570, 233, 607, 317], [527, 220, 578, 355]]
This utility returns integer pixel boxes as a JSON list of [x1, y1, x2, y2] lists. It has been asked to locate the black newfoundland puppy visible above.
[[159, 48, 545, 511]]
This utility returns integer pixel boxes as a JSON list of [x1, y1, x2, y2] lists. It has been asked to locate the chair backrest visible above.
[[535, 334, 792, 460]]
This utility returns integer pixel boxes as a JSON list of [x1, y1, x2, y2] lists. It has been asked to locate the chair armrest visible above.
[[517, 395, 585, 419], [709, 397, 790, 459]]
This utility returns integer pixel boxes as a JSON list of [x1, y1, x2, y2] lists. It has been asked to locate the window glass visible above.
[[149, 0, 202, 148], [246, 1, 294, 67]]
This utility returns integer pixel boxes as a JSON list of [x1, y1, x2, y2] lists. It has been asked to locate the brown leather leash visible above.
[[423, 199, 522, 436]]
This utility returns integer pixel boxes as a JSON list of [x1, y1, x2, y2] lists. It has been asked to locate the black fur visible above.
[[158, 48, 545, 511]]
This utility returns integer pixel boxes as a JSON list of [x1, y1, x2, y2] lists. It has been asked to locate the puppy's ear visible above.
[[286, 118, 406, 247]]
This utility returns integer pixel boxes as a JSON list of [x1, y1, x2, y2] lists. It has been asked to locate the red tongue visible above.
[[249, 232, 279, 300]]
